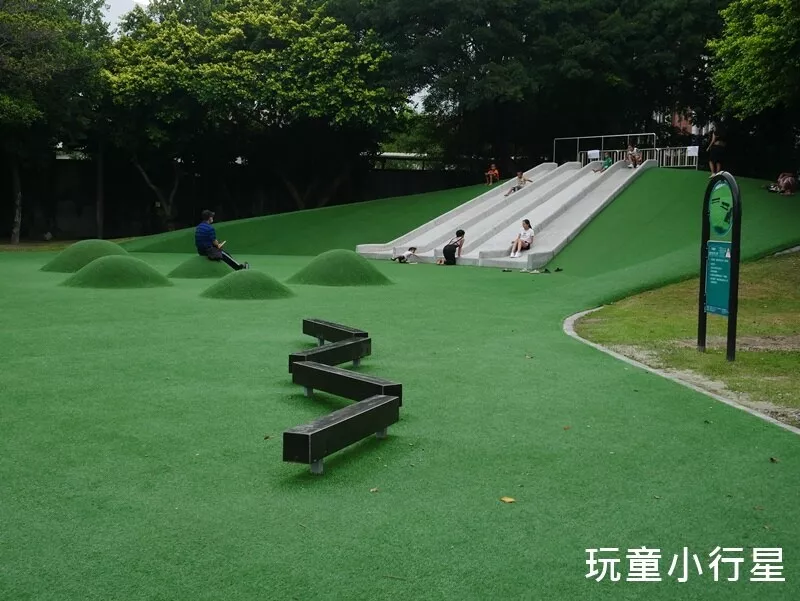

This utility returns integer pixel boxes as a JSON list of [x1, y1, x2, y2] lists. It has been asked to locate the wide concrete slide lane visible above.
[[355, 162, 556, 259], [476, 159, 657, 270], [457, 161, 591, 256]]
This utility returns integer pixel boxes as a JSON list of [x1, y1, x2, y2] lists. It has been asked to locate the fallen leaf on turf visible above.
[[563, 426, 571, 431], [264, 435, 272, 440], [370, 487, 379, 493], [770, 457, 779, 463], [500, 496, 516, 503], [704, 420, 712, 424], [653, 495, 661, 500]]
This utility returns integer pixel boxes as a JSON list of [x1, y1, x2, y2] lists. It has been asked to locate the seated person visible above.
[[504, 171, 533, 197], [485, 164, 500, 185], [593, 153, 613, 173], [777, 172, 797, 195], [195, 210, 249, 270], [626, 145, 641, 168], [509, 219, 535, 258]]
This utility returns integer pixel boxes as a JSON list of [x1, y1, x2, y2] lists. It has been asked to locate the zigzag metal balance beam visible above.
[[303, 318, 369, 346], [288, 337, 371, 373], [283, 395, 401, 475], [282, 319, 402, 474], [292, 361, 403, 407]]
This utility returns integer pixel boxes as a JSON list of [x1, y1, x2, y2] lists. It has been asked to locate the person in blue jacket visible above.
[[195, 210, 249, 270]]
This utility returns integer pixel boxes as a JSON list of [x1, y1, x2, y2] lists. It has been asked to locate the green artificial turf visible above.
[[122, 184, 488, 255], [287, 249, 393, 287], [61, 255, 173, 289], [168, 255, 233, 279], [549, 169, 800, 303], [2, 170, 799, 601], [40, 238, 129, 272], [200, 269, 295, 300]]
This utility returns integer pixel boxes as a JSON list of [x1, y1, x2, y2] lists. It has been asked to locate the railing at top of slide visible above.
[[577, 146, 700, 169], [553, 132, 658, 163]]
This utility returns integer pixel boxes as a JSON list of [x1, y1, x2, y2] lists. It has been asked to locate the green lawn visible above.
[[2, 170, 799, 601], [576, 251, 800, 424]]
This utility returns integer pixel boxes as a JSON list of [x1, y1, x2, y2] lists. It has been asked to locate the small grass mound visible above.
[[200, 269, 294, 300], [287, 249, 392, 287], [168, 256, 232, 279], [61, 255, 173, 289], [40, 239, 129, 273]]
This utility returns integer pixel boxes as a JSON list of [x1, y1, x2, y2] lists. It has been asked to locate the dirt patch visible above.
[[607, 343, 799, 431], [609, 344, 665, 368], [673, 335, 800, 352]]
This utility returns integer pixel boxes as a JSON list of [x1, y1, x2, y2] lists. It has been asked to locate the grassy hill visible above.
[[123, 185, 488, 255]]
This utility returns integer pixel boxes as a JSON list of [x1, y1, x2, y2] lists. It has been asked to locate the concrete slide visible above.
[[356, 159, 657, 269]]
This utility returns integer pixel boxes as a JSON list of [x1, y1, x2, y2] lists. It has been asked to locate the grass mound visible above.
[[200, 269, 294, 300], [61, 255, 173, 289], [168, 256, 231, 279], [287, 249, 392, 287], [40, 239, 129, 273]]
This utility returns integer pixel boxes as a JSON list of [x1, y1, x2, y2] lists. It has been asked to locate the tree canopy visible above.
[[709, 0, 800, 118], [2, 0, 798, 241]]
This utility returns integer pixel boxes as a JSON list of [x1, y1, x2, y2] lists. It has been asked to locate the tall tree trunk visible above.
[[10, 155, 22, 244], [316, 167, 350, 209], [96, 143, 104, 239], [132, 156, 182, 230]]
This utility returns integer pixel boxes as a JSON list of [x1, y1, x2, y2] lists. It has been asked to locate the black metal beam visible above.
[[292, 361, 402, 406], [288, 337, 371, 373], [282, 395, 400, 473], [302, 318, 368, 345]]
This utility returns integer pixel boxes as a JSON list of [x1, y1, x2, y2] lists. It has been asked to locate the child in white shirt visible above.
[[391, 247, 418, 263], [509, 219, 535, 258]]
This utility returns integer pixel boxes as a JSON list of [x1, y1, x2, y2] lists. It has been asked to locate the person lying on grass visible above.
[[195, 210, 249, 271], [509, 219, 535, 258], [391, 247, 418, 263], [436, 229, 465, 265], [766, 172, 797, 195], [504, 171, 533, 197]]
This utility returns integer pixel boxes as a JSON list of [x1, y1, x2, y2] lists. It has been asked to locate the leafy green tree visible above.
[[0, 0, 108, 242], [709, 0, 800, 118], [331, 0, 730, 164], [104, 0, 402, 220]]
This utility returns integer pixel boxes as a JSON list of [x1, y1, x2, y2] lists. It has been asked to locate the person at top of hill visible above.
[[509, 219, 535, 258], [436, 229, 465, 265], [707, 127, 726, 177], [504, 171, 533, 197], [485, 163, 500, 185], [593, 153, 613, 173], [195, 210, 249, 271]]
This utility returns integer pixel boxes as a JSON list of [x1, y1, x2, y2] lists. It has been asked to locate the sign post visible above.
[[697, 172, 742, 361]]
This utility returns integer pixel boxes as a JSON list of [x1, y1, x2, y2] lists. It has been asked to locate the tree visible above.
[[104, 0, 402, 221], [330, 0, 730, 165], [708, 0, 800, 118], [0, 0, 108, 242]]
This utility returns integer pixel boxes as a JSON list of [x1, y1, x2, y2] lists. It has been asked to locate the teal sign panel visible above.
[[705, 240, 731, 316], [709, 180, 734, 238]]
